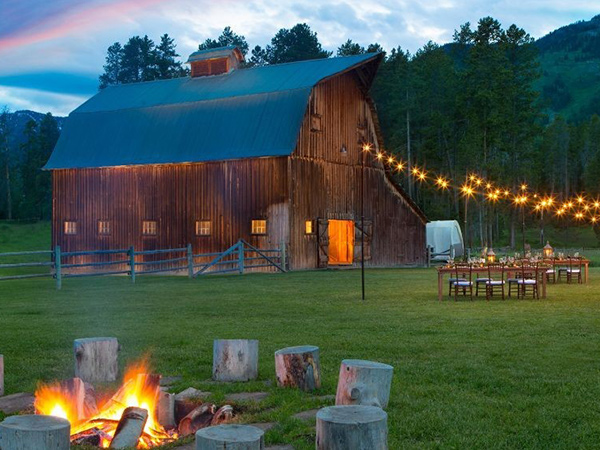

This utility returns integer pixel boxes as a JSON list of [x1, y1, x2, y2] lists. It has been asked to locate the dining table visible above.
[[436, 263, 550, 301]]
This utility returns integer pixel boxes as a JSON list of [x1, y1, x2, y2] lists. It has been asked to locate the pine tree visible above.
[[337, 40, 364, 56], [99, 43, 124, 89], [265, 24, 331, 64], [198, 26, 249, 56], [156, 34, 185, 79]]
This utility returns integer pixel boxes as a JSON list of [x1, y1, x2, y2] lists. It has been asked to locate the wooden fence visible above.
[[0, 240, 287, 289]]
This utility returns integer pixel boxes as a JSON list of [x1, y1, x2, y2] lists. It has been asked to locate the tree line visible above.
[[2, 18, 600, 248]]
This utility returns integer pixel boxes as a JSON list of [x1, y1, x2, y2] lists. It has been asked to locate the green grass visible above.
[[1, 268, 600, 449]]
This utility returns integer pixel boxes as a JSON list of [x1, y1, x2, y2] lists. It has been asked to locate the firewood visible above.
[[109, 406, 148, 449], [274, 345, 321, 391], [71, 427, 103, 446], [74, 337, 120, 383], [156, 391, 176, 429], [0, 414, 71, 450], [316, 405, 388, 450], [211, 405, 234, 425], [177, 403, 216, 436], [59, 377, 87, 422], [213, 339, 259, 382], [335, 359, 393, 408]]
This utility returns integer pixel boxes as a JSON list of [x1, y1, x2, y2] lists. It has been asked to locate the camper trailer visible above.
[[426, 220, 464, 261]]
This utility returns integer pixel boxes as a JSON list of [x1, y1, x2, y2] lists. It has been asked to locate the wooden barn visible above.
[[45, 47, 426, 270]]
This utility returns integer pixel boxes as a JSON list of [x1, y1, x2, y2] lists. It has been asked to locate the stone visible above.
[[0, 392, 35, 414], [293, 409, 319, 421], [225, 392, 269, 402], [160, 375, 182, 387], [175, 387, 212, 401], [248, 422, 277, 432]]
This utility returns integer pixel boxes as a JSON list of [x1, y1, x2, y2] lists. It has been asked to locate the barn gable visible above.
[[44, 52, 382, 170]]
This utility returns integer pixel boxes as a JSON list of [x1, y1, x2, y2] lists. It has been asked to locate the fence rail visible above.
[[0, 240, 287, 289]]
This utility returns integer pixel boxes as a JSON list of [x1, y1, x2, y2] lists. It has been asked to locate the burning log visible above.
[[195, 424, 264, 449], [211, 405, 234, 425], [59, 377, 98, 422], [156, 391, 176, 429], [275, 345, 321, 391], [109, 406, 148, 449], [74, 337, 120, 383], [178, 403, 216, 436], [212, 339, 259, 382], [71, 427, 112, 446], [335, 359, 393, 409], [0, 414, 71, 450]]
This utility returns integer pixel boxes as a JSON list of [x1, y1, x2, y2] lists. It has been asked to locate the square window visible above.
[[195, 220, 211, 236], [305, 220, 315, 234], [64, 221, 77, 235], [251, 219, 267, 235], [142, 220, 157, 236], [98, 220, 111, 235]]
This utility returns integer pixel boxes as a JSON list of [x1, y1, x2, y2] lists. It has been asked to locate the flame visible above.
[[35, 360, 176, 448]]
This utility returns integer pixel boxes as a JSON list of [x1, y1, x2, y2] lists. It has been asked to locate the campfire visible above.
[[34, 360, 232, 448]]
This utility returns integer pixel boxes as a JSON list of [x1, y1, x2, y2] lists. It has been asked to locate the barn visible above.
[[45, 47, 426, 270]]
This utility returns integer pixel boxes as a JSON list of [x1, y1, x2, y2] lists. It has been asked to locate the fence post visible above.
[[187, 243, 194, 278], [280, 241, 287, 272], [238, 240, 244, 274], [55, 245, 62, 290], [129, 245, 135, 283]]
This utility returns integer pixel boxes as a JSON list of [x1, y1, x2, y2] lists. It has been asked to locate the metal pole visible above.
[[521, 205, 526, 252], [361, 147, 365, 301], [464, 196, 468, 261], [540, 210, 545, 246]]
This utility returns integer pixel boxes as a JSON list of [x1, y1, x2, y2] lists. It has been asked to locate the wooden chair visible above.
[[544, 258, 557, 284], [452, 263, 473, 301], [565, 256, 583, 284], [448, 266, 467, 296], [507, 259, 528, 297], [517, 262, 539, 299], [475, 272, 492, 297], [485, 263, 505, 300]]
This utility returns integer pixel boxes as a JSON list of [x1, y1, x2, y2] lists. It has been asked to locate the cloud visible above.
[[0, 85, 87, 116]]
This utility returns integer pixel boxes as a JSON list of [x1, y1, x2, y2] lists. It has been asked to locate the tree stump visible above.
[[274, 345, 321, 391], [0, 414, 71, 450], [316, 405, 388, 450], [74, 337, 119, 383], [335, 359, 393, 408], [196, 424, 264, 449], [0, 354, 4, 397], [212, 340, 258, 382]]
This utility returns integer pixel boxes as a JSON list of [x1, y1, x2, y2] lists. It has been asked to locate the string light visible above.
[[396, 161, 405, 171], [575, 211, 585, 220], [376, 152, 384, 160], [387, 156, 395, 165], [362, 143, 372, 153]]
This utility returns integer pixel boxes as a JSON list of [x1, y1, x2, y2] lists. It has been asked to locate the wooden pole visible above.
[[187, 243, 194, 278], [55, 245, 62, 290], [238, 241, 244, 275], [129, 246, 135, 283], [361, 145, 365, 301]]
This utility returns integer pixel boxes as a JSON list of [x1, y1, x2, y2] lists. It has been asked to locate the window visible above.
[[195, 220, 211, 236], [142, 220, 157, 236], [305, 220, 315, 235], [64, 221, 77, 235], [251, 219, 267, 235], [98, 220, 111, 235]]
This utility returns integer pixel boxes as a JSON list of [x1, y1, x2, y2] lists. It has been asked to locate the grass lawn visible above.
[[0, 267, 599, 449]]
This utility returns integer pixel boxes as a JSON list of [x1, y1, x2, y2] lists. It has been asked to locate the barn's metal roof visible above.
[[45, 53, 381, 169]]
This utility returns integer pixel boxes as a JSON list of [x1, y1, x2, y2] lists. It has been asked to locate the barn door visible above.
[[354, 219, 373, 261], [317, 218, 329, 268]]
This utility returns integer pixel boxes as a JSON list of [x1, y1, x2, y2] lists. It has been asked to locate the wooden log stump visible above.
[[274, 345, 321, 391], [335, 359, 393, 408], [109, 406, 148, 449], [0, 354, 4, 397], [156, 391, 176, 429], [212, 340, 258, 382], [74, 337, 119, 383], [0, 414, 70, 450], [316, 405, 388, 450], [196, 424, 264, 449]]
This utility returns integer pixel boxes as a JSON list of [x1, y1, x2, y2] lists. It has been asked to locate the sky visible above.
[[0, 0, 597, 116]]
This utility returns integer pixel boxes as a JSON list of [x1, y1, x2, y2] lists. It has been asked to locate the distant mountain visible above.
[[5, 110, 66, 161], [536, 14, 600, 121]]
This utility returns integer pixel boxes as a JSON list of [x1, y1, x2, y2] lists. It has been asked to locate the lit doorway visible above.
[[328, 220, 354, 265]]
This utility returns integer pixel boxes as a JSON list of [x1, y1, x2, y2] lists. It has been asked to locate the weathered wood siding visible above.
[[289, 73, 426, 269], [52, 158, 290, 257]]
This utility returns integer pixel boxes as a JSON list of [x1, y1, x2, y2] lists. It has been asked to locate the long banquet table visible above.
[[436, 259, 590, 301]]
